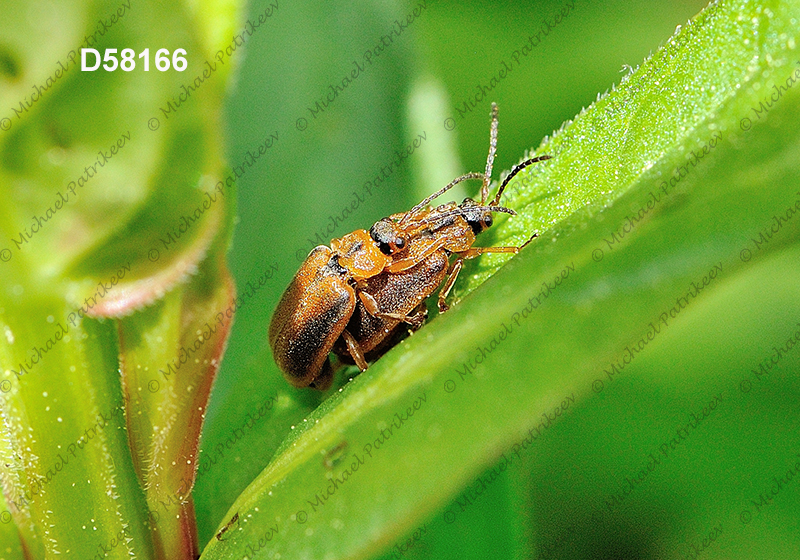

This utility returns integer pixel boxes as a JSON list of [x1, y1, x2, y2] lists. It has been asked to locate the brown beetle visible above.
[[269, 223, 445, 389], [269, 231, 402, 389], [270, 103, 550, 389], [332, 103, 550, 366]]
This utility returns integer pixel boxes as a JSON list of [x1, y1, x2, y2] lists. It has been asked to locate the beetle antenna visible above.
[[490, 155, 552, 206], [400, 172, 485, 225], [420, 205, 516, 227], [480, 102, 499, 205]]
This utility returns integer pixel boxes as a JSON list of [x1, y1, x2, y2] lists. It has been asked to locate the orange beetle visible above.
[[270, 103, 551, 389], [269, 230, 396, 389]]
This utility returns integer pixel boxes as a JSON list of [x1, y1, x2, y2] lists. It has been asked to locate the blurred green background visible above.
[[197, 0, 720, 550]]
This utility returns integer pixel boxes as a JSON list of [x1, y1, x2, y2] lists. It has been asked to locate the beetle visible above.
[[269, 232, 398, 389], [269, 102, 551, 389], [332, 103, 551, 366], [268, 223, 447, 389]]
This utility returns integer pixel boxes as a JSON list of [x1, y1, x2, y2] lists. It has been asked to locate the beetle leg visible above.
[[437, 258, 464, 313], [457, 233, 538, 259], [437, 238, 536, 312], [340, 329, 369, 371], [456, 245, 520, 259], [520, 232, 539, 248], [406, 303, 428, 333], [358, 290, 426, 328]]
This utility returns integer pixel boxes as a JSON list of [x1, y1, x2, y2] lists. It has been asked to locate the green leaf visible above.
[[0, 300, 155, 558], [199, 1, 800, 558], [117, 251, 235, 557], [0, 0, 241, 557]]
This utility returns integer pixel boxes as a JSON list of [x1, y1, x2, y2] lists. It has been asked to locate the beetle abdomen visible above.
[[268, 247, 355, 388]]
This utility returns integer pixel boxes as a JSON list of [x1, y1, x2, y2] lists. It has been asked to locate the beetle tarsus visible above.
[[520, 232, 539, 249]]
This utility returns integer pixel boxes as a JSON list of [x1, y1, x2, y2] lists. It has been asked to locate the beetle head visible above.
[[369, 218, 408, 255], [458, 197, 495, 235]]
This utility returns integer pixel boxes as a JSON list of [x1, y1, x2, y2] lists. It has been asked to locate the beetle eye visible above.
[[483, 215, 493, 228], [394, 237, 405, 250]]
